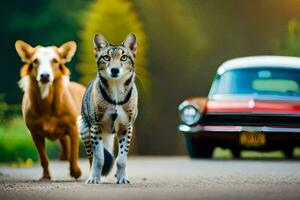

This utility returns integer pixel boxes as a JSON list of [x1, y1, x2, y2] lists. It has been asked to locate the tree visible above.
[[0, 0, 88, 103]]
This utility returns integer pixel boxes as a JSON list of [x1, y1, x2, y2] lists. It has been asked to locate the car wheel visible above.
[[283, 148, 294, 159], [231, 148, 241, 159], [183, 135, 214, 158]]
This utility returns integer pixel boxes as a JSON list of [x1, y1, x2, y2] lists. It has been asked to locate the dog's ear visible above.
[[15, 40, 34, 63], [123, 33, 137, 56], [93, 34, 108, 51], [58, 41, 77, 63]]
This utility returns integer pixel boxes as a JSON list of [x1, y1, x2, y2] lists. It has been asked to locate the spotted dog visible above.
[[78, 33, 138, 184]]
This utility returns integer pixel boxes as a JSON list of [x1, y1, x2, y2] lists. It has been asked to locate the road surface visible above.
[[0, 157, 300, 200]]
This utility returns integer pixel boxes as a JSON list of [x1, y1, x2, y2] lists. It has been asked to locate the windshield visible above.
[[210, 67, 300, 98]]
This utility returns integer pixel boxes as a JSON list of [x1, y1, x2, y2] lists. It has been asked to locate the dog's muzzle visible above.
[[110, 68, 120, 78], [39, 73, 50, 84]]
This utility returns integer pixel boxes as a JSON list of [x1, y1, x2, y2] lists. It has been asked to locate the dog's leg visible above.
[[116, 123, 133, 184], [31, 133, 51, 180], [86, 124, 104, 184], [59, 135, 70, 161], [69, 126, 82, 179]]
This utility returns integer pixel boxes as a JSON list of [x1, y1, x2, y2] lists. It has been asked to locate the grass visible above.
[[0, 117, 87, 164], [0, 117, 60, 163]]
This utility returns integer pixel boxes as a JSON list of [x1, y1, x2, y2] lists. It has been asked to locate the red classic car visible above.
[[178, 56, 300, 158]]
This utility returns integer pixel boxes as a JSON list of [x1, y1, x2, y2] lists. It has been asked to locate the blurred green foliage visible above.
[[0, 94, 22, 123], [0, 117, 88, 162], [0, 118, 59, 162], [0, 94, 8, 121], [0, 0, 89, 103], [274, 19, 300, 56], [78, 0, 149, 90]]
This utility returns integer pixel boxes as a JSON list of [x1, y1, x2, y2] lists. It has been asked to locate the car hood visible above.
[[206, 99, 300, 114]]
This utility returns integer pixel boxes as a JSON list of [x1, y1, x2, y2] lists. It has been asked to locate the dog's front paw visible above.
[[39, 176, 51, 181], [70, 165, 82, 179], [115, 169, 130, 184], [116, 177, 130, 184], [86, 176, 101, 184], [39, 171, 51, 181]]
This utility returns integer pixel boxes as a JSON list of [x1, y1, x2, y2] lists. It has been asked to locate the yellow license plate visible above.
[[240, 132, 266, 146]]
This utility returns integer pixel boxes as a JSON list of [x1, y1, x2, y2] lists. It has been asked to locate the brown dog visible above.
[[15, 40, 85, 180]]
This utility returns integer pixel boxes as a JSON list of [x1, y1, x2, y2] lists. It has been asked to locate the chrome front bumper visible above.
[[178, 124, 300, 133]]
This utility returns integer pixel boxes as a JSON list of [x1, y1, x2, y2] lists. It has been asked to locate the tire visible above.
[[283, 148, 294, 159], [183, 135, 214, 158], [231, 148, 241, 159]]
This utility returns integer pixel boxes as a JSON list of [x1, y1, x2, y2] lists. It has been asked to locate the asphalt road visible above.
[[0, 157, 300, 200]]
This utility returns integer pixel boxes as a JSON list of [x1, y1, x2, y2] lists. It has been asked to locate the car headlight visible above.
[[179, 103, 201, 125]]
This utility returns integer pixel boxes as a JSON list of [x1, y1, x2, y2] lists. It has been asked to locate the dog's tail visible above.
[[102, 148, 114, 176]]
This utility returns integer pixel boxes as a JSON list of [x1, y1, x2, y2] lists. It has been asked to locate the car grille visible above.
[[201, 113, 300, 126]]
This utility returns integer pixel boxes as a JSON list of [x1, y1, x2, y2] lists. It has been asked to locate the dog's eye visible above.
[[32, 59, 39, 65], [103, 55, 110, 61], [52, 58, 58, 63], [121, 55, 128, 61]]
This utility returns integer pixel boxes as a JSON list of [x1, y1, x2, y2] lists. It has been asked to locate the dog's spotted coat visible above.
[[78, 33, 138, 184]]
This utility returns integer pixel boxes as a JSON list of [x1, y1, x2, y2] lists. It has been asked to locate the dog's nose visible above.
[[110, 68, 120, 77], [40, 73, 50, 83]]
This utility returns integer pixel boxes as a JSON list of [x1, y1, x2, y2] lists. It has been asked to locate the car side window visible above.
[[208, 75, 220, 98]]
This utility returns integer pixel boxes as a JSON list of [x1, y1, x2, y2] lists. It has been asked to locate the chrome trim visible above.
[[178, 124, 300, 133], [178, 124, 202, 132], [209, 94, 300, 101], [178, 101, 200, 111], [204, 112, 300, 117], [262, 127, 300, 133]]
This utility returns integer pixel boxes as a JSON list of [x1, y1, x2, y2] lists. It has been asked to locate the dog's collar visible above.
[[98, 82, 133, 106]]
